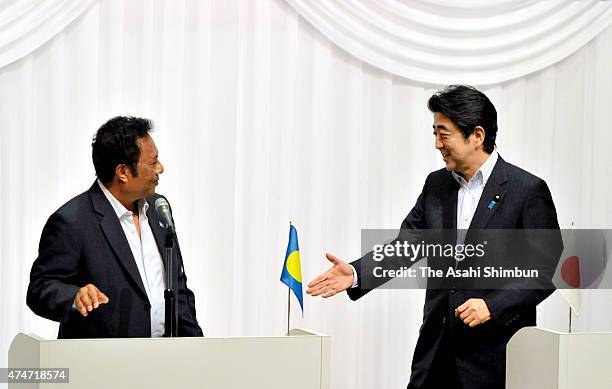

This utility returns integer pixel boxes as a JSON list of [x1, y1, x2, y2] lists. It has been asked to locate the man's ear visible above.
[[115, 164, 129, 184], [472, 126, 486, 149]]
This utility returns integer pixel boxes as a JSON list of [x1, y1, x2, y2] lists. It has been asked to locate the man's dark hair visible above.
[[427, 85, 497, 154], [92, 116, 153, 184]]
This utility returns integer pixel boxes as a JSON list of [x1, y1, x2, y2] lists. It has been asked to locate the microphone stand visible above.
[[163, 227, 178, 337]]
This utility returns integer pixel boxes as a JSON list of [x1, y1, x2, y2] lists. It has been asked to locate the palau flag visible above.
[[280, 224, 304, 314]]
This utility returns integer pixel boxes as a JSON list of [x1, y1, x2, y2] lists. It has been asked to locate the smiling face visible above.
[[123, 134, 164, 200], [433, 112, 487, 179]]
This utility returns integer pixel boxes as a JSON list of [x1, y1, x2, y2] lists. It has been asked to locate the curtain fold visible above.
[[285, 0, 612, 85], [0, 0, 95, 68]]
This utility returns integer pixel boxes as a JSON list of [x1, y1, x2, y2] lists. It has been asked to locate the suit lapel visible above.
[[468, 158, 508, 230], [442, 174, 459, 248], [443, 174, 459, 230], [89, 182, 149, 299]]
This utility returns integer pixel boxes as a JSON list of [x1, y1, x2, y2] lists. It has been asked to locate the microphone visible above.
[[155, 197, 178, 337], [155, 198, 176, 236]]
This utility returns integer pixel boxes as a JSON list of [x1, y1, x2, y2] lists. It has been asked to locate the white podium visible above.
[[506, 327, 612, 389], [8, 328, 330, 389]]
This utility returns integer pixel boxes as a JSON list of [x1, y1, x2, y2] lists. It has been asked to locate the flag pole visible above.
[[569, 220, 575, 333], [287, 288, 291, 336], [286, 221, 292, 336]]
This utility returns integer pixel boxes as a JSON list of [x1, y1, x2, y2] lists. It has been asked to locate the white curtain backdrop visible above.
[[286, 0, 612, 84], [0, 0, 95, 68], [1, 1, 612, 388]]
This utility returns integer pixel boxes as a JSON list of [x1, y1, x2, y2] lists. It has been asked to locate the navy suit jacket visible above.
[[347, 157, 562, 389], [27, 182, 203, 338]]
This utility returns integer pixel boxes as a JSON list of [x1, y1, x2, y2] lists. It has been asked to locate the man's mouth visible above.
[[441, 152, 450, 158]]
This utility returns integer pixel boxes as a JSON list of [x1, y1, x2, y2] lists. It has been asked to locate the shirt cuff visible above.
[[350, 264, 358, 288]]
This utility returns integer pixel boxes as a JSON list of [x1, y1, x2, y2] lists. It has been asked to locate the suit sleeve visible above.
[[347, 174, 430, 301], [485, 179, 563, 326], [27, 212, 81, 323]]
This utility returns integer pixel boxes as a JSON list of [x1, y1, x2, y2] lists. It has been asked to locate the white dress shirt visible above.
[[97, 180, 166, 337], [350, 150, 499, 287], [453, 150, 498, 243]]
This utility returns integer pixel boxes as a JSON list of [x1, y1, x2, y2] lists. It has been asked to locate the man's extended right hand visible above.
[[306, 253, 354, 298], [74, 284, 109, 317]]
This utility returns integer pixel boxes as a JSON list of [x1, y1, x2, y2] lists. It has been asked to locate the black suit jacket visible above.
[[27, 182, 203, 338], [348, 157, 562, 389]]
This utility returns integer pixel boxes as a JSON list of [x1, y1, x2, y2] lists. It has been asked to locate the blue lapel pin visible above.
[[159, 221, 165, 228], [488, 194, 502, 209]]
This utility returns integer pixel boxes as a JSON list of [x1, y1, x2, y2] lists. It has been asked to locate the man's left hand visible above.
[[455, 298, 491, 327]]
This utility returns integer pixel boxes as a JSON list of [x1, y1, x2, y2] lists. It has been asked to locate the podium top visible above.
[[9, 328, 331, 389], [14, 328, 329, 343], [507, 326, 612, 389]]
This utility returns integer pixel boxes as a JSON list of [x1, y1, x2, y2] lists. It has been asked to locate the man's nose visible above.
[[157, 161, 164, 174], [434, 136, 443, 149]]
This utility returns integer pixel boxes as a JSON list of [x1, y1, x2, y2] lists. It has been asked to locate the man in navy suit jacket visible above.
[[27, 116, 203, 338], [307, 85, 562, 389]]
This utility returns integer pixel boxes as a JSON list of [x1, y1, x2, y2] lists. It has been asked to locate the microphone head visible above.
[[154, 198, 174, 229], [154, 197, 169, 212]]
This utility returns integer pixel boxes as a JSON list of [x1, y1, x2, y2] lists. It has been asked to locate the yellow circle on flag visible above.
[[286, 251, 302, 282]]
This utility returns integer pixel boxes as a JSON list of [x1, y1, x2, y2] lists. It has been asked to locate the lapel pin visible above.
[[488, 194, 502, 209], [159, 221, 165, 228]]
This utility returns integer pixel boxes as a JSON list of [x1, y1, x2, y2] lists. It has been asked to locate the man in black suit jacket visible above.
[[27, 116, 203, 338], [307, 85, 561, 389]]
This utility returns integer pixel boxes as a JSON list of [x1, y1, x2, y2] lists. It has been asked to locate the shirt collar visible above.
[[452, 149, 498, 186], [97, 179, 149, 219]]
